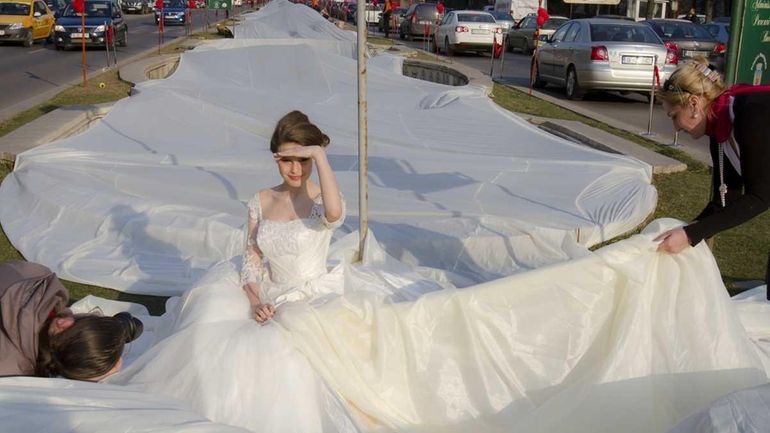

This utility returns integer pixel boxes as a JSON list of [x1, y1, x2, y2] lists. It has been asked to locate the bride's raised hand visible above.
[[273, 145, 323, 161], [253, 303, 275, 324]]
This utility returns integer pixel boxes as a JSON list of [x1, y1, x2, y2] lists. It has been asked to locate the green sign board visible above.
[[729, 0, 770, 85], [207, 0, 231, 9]]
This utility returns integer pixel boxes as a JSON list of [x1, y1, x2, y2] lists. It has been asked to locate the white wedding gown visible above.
[[2, 194, 768, 433]]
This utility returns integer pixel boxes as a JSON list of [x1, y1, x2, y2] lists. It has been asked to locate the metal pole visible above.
[[724, 0, 744, 86], [489, 32, 495, 76], [104, 20, 111, 69], [671, 130, 679, 147], [81, 13, 86, 86], [499, 32, 506, 78], [642, 54, 658, 136], [356, 0, 368, 261]]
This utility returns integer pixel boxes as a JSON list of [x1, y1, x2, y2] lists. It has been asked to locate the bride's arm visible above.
[[241, 206, 274, 323], [312, 148, 343, 224]]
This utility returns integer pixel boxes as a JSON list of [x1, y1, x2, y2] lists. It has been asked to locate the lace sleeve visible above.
[[312, 192, 346, 230], [240, 194, 268, 286]]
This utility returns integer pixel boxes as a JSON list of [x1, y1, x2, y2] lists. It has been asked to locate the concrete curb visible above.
[[0, 103, 114, 163], [497, 80, 712, 167]]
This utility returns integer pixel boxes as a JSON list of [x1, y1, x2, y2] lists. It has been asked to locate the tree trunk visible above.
[[705, 0, 714, 22], [644, 0, 656, 19]]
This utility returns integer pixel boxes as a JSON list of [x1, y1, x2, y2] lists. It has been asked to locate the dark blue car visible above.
[[54, 0, 127, 49], [154, 0, 186, 25]]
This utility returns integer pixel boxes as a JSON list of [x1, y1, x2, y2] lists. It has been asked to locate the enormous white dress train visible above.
[[1, 212, 767, 433]]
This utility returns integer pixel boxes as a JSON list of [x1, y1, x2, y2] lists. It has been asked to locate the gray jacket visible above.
[[0, 261, 68, 376]]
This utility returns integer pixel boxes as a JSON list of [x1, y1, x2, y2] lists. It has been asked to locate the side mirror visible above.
[[34, 11, 42, 17], [539, 34, 550, 43]]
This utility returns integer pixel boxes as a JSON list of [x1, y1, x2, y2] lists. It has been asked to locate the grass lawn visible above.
[[0, 54, 766, 316]]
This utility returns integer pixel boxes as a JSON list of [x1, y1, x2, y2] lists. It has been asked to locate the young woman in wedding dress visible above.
[[101, 110, 768, 433]]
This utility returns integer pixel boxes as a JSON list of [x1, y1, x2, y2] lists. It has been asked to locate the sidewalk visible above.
[[0, 28, 685, 175]]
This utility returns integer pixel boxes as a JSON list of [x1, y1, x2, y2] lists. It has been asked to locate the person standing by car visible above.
[[382, 0, 392, 37], [655, 58, 770, 290], [684, 7, 699, 23]]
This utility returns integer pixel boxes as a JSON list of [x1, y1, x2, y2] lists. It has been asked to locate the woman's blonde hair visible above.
[[657, 56, 725, 109]]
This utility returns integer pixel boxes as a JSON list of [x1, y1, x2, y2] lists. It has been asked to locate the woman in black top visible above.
[[655, 58, 769, 281]]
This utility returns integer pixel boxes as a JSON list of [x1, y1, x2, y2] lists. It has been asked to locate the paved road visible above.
[[0, 6, 251, 121], [395, 34, 711, 165]]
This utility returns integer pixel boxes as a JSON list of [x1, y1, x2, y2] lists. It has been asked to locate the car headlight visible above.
[[8, 22, 23, 30], [94, 25, 106, 32], [55, 24, 65, 31]]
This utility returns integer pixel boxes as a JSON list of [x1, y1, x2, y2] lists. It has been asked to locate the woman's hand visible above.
[[654, 228, 691, 253], [253, 303, 275, 323], [273, 145, 323, 161]]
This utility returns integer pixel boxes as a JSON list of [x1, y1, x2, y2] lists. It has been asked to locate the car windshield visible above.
[[543, 18, 568, 29], [62, 1, 112, 16], [491, 12, 512, 21], [163, 0, 185, 7], [590, 23, 660, 43], [656, 21, 712, 39], [0, 2, 31, 15], [457, 13, 495, 23], [415, 5, 436, 20]]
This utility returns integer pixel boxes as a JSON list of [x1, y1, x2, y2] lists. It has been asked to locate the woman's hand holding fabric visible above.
[[654, 228, 691, 253]]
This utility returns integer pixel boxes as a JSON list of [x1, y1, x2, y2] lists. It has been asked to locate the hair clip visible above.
[[692, 62, 720, 82]]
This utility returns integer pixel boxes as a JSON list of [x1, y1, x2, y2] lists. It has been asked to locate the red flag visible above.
[[188, 0, 195, 8], [536, 7, 549, 28], [492, 33, 502, 58], [155, 0, 163, 9], [653, 64, 661, 89], [107, 24, 114, 43], [72, 0, 84, 13]]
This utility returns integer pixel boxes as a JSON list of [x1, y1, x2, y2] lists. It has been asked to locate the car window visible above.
[[590, 23, 660, 43], [657, 21, 713, 39], [440, 12, 451, 25], [491, 12, 512, 21], [34, 0, 46, 14], [543, 18, 568, 29], [550, 23, 571, 42], [415, 4, 437, 20], [0, 2, 31, 15], [564, 22, 580, 41], [62, 0, 111, 16], [524, 17, 537, 29], [457, 13, 494, 23]]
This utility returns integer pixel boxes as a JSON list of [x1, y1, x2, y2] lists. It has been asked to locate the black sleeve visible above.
[[684, 95, 770, 245]]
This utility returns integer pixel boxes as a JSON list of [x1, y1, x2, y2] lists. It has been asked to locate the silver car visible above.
[[534, 18, 677, 100]]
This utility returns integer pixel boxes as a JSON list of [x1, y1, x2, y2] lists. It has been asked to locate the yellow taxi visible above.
[[0, 0, 55, 46]]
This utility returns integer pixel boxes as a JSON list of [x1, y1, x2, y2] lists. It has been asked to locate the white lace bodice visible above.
[[240, 191, 345, 305]]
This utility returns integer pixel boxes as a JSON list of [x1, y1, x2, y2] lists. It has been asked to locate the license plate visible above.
[[71, 32, 87, 38], [681, 50, 704, 58], [621, 56, 653, 65], [0, 30, 5, 35], [418, 20, 431, 25], [471, 29, 489, 34]]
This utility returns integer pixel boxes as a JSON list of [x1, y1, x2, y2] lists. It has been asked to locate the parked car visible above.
[[0, 0, 55, 46], [703, 21, 729, 44], [432, 10, 502, 56], [154, 0, 186, 25], [378, 6, 405, 33], [398, 1, 438, 40], [489, 10, 514, 31], [54, 0, 127, 49], [676, 13, 706, 24], [643, 19, 725, 65], [45, 0, 67, 18], [506, 14, 567, 53], [122, 0, 150, 13], [534, 18, 678, 100]]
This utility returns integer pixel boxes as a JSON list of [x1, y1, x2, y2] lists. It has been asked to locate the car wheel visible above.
[[532, 60, 546, 88], [399, 29, 405, 40], [505, 35, 512, 52], [565, 66, 584, 100], [46, 28, 54, 43], [524, 38, 533, 54], [119, 29, 127, 47], [23, 29, 33, 47], [430, 36, 438, 53], [444, 37, 454, 56]]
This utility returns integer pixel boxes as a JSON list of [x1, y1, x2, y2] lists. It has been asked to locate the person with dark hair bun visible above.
[[0, 260, 143, 381]]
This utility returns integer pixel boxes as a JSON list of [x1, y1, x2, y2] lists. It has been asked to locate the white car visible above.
[[432, 10, 503, 56]]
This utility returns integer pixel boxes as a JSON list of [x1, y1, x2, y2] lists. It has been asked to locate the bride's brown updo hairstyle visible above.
[[270, 111, 330, 152]]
